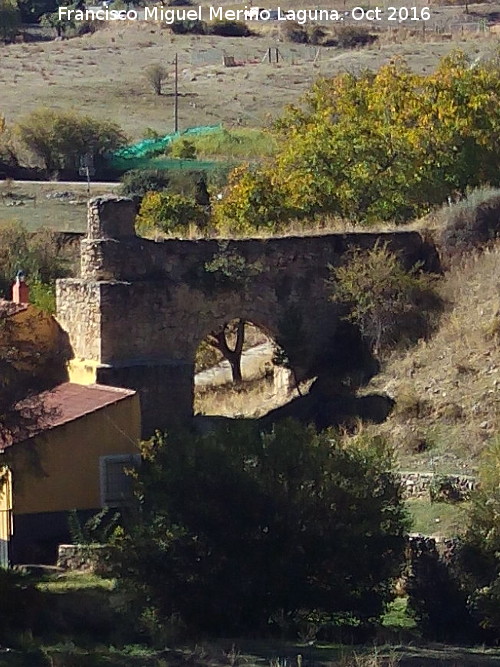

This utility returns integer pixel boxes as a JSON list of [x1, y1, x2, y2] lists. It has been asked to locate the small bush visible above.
[[406, 535, 475, 642], [307, 25, 327, 45], [328, 242, 443, 355], [203, 240, 263, 289], [75, 20, 97, 36], [137, 191, 208, 235], [281, 21, 308, 43], [207, 19, 251, 37], [170, 19, 206, 34], [439, 187, 500, 256], [170, 138, 197, 160], [429, 475, 467, 503], [335, 26, 377, 48], [395, 387, 432, 420], [0, 222, 67, 299], [120, 169, 170, 197], [144, 63, 169, 95]]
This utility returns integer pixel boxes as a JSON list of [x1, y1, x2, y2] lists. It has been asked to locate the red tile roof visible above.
[[0, 383, 136, 450]]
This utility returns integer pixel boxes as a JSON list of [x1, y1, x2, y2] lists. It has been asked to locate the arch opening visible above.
[[193, 318, 304, 418]]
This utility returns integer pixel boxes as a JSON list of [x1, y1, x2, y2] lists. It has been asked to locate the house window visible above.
[[99, 455, 140, 508]]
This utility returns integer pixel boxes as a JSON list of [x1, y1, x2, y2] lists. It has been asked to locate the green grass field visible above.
[[406, 498, 469, 537], [0, 182, 120, 232]]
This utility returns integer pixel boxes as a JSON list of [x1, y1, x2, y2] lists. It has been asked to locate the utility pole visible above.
[[174, 52, 179, 133]]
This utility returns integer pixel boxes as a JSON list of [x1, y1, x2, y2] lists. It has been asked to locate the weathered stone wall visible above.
[[399, 472, 476, 500], [56, 280, 102, 360], [57, 543, 111, 576], [56, 196, 441, 435]]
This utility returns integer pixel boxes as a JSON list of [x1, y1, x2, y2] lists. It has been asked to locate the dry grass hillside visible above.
[[1, 14, 498, 140], [366, 243, 500, 476]]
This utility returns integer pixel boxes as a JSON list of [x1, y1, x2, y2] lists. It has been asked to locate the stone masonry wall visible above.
[[56, 196, 441, 434], [399, 471, 476, 500], [56, 279, 102, 361]]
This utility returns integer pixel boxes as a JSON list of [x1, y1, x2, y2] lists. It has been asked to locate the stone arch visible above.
[[193, 317, 292, 419], [56, 196, 440, 436]]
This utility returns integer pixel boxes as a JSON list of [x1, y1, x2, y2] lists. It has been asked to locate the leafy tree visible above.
[[214, 52, 500, 231], [203, 239, 263, 288], [144, 63, 169, 96], [40, 9, 74, 37], [212, 164, 291, 235], [16, 108, 126, 176], [17, 0, 56, 21], [136, 191, 208, 235], [0, 312, 62, 451], [109, 421, 409, 636], [459, 437, 500, 638], [406, 536, 475, 642], [0, 221, 68, 303], [0, 0, 20, 43], [328, 242, 442, 354], [0, 116, 18, 172], [119, 169, 171, 198]]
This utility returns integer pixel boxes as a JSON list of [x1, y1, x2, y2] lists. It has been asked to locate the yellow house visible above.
[[0, 298, 72, 386], [0, 382, 141, 565]]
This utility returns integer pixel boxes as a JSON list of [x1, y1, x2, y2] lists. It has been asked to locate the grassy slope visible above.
[[366, 243, 500, 477]]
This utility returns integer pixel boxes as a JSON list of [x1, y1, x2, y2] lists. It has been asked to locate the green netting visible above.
[[111, 124, 222, 162]]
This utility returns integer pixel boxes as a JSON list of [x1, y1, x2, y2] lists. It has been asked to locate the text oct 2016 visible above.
[[57, 5, 432, 24]]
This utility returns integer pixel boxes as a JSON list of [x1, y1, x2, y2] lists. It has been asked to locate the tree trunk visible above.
[[207, 319, 245, 384]]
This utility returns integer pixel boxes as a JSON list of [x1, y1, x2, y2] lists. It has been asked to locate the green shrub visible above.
[[109, 421, 408, 635], [119, 169, 170, 197], [16, 108, 126, 176], [429, 475, 467, 503], [328, 242, 443, 355], [307, 24, 327, 45], [17, 0, 57, 22], [137, 191, 208, 235], [459, 438, 500, 638], [0, 0, 21, 43], [203, 240, 263, 289], [170, 18, 206, 34], [281, 20, 308, 43], [170, 138, 197, 160], [335, 25, 377, 48], [207, 19, 251, 36], [0, 222, 68, 301], [406, 536, 475, 642], [30, 279, 56, 314]]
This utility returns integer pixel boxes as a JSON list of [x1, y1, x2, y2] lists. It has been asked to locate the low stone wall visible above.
[[399, 471, 476, 500], [57, 543, 111, 575]]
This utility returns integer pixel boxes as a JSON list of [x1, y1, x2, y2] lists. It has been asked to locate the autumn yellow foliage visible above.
[[213, 51, 500, 233]]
